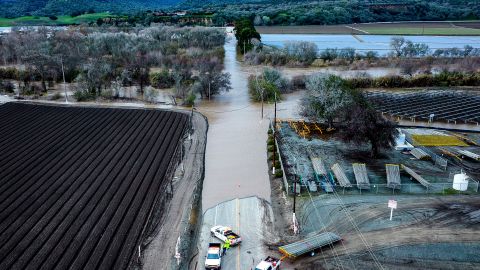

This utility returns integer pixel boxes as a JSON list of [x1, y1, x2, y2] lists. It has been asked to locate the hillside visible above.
[[0, 0, 182, 17], [0, 0, 478, 26]]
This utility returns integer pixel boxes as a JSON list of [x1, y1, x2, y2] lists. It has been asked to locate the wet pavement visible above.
[[196, 197, 277, 270]]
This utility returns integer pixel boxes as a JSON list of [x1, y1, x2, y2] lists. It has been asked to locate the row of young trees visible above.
[[0, 26, 230, 103]]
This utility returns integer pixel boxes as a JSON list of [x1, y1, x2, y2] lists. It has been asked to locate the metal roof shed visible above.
[[279, 232, 341, 259]]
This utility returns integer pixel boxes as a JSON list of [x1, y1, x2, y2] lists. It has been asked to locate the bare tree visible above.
[[300, 74, 352, 128]]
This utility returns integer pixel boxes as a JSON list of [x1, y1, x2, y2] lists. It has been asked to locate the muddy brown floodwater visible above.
[[199, 38, 274, 212]]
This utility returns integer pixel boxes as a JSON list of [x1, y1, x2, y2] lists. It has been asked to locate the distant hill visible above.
[[1, 0, 478, 27], [0, 0, 184, 17]]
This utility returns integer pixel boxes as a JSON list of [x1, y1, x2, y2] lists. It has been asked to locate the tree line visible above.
[[0, 26, 230, 103], [243, 37, 480, 68], [2, 1, 479, 27]]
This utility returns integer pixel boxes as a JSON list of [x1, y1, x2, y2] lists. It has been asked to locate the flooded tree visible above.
[[339, 98, 398, 158], [300, 74, 352, 128], [193, 57, 231, 99], [0, 26, 229, 102]]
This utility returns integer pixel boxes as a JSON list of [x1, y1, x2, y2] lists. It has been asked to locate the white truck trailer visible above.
[[210, 225, 242, 246]]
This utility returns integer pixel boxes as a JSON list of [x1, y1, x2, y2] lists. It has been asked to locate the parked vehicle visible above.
[[205, 243, 222, 269], [210, 225, 242, 246], [255, 256, 281, 270]]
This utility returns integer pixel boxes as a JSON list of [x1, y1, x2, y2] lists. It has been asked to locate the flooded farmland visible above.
[[261, 34, 480, 55]]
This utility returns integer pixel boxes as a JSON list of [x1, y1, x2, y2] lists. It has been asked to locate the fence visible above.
[[292, 181, 479, 195], [275, 136, 291, 195]]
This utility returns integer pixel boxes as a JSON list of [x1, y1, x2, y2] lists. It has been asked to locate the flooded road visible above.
[[199, 38, 273, 212]]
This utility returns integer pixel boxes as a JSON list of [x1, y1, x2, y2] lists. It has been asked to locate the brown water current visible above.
[[199, 39, 273, 211]]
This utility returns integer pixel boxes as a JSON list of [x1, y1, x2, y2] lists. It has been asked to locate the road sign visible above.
[[388, 199, 397, 209], [388, 199, 397, 221]]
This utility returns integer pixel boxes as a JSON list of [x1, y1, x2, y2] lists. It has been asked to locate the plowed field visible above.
[[0, 103, 188, 270]]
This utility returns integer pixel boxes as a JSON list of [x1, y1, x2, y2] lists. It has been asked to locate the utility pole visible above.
[[272, 92, 277, 175], [61, 57, 68, 103], [208, 80, 211, 101], [255, 68, 264, 119], [293, 171, 298, 234]]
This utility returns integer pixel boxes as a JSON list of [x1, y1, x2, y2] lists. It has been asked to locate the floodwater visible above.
[[261, 34, 480, 55], [199, 38, 275, 211]]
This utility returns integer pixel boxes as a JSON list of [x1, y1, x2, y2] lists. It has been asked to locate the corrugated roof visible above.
[[279, 232, 341, 259]]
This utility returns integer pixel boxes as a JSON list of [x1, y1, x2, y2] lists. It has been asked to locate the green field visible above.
[[0, 13, 119, 27], [359, 27, 480, 36], [257, 22, 480, 36]]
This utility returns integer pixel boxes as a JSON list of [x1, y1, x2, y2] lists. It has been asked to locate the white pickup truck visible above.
[[205, 243, 222, 269], [255, 256, 281, 270], [210, 225, 242, 246]]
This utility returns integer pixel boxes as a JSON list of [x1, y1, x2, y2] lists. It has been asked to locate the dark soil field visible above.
[[0, 102, 188, 270]]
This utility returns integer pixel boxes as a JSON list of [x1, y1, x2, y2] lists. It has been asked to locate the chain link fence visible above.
[[285, 181, 479, 195]]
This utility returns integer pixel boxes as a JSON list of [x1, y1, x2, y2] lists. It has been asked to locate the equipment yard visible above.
[[0, 102, 188, 270], [268, 118, 480, 269], [276, 121, 480, 195]]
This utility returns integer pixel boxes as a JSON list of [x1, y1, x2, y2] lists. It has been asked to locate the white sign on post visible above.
[[388, 199, 397, 221], [388, 199, 397, 209]]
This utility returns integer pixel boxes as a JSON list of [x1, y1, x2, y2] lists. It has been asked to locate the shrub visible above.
[[291, 75, 306, 89], [269, 153, 279, 161], [0, 67, 19, 80], [275, 170, 283, 178], [346, 71, 480, 89], [273, 161, 281, 168], [442, 188, 459, 195], [73, 90, 95, 101], [150, 69, 175, 89], [184, 91, 196, 106], [0, 81, 15, 93], [50, 92, 63, 100]]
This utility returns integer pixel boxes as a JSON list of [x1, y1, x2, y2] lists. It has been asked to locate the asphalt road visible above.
[[196, 197, 277, 270]]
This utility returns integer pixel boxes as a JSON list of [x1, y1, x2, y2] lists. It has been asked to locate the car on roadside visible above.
[[210, 225, 242, 246], [205, 243, 222, 269], [255, 256, 281, 270]]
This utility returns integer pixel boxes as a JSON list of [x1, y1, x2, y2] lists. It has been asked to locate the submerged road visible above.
[[194, 38, 277, 269], [199, 38, 272, 211]]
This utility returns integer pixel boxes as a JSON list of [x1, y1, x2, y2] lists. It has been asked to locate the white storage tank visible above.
[[453, 173, 469, 191]]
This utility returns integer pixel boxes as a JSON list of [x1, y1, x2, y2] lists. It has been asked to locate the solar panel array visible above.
[[367, 91, 480, 124]]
